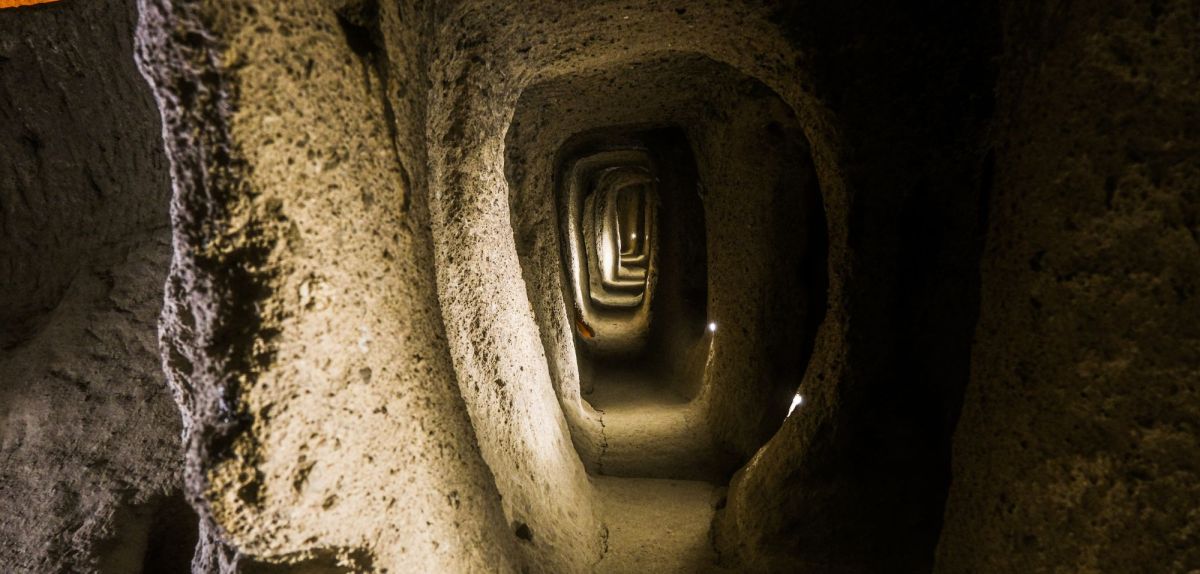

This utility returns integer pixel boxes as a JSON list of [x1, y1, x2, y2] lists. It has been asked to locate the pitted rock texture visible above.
[[0, 0, 187, 572], [936, 1, 1200, 572], [2, 0, 1197, 572], [0, 0, 169, 348], [138, 0, 519, 571], [504, 54, 825, 481]]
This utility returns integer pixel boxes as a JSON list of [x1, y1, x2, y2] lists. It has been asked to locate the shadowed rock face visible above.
[[936, 1, 1200, 571], [0, 1, 190, 572], [1, 0, 1197, 572]]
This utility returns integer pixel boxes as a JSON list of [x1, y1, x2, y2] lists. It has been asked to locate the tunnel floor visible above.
[[583, 365, 730, 572], [585, 365, 723, 482], [592, 476, 725, 573]]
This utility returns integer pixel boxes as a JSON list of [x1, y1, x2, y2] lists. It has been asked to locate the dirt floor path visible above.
[[591, 476, 725, 573], [583, 369, 730, 573]]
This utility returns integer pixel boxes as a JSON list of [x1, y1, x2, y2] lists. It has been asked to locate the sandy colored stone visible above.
[[2, 1, 1196, 572], [137, 0, 520, 570]]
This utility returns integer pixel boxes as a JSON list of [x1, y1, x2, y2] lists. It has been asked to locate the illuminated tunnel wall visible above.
[[4, 1, 1196, 573]]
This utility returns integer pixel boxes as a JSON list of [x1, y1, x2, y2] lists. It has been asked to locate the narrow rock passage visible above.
[[585, 366, 723, 482], [584, 366, 728, 572]]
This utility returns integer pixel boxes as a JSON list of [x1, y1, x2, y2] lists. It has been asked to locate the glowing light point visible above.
[[708, 322, 717, 333], [788, 394, 804, 416]]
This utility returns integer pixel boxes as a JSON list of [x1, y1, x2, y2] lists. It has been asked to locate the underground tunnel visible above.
[[504, 54, 828, 489], [2, 0, 1198, 573]]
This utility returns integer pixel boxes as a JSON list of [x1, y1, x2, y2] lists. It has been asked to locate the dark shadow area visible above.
[[96, 492, 200, 574], [240, 547, 375, 574]]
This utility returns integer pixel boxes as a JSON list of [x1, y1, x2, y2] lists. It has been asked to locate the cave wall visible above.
[[713, 2, 998, 571], [0, 0, 1195, 572], [504, 54, 825, 482], [425, 2, 843, 570], [936, 0, 1200, 571], [0, 0, 189, 572], [136, 0, 520, 571]]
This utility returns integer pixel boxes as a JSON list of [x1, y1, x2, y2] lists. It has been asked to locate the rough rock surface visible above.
[[135, 0, 999, 571], [712, 2, 998, 570], [504, 54, 825, 478], [0, 0, 188, 572], [936, 1, 1200, 571], [3, 0, 1197, 572], [425, 3, 838, 570], [137, 0, 519, 571]]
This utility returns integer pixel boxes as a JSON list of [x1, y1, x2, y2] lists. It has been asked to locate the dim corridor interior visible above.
[[5, 1, 1193, 573], [582, 365, 730, 572]]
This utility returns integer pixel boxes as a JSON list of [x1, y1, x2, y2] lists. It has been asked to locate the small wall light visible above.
[[788, 394, 804, 416], [707, 322, 717, 333]]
